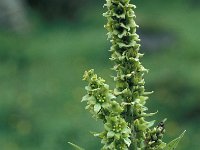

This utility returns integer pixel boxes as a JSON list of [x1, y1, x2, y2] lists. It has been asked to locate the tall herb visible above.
[[69, 0, 185, 149]]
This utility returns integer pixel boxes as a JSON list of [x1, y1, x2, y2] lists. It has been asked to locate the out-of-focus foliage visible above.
[[26, 0, 101, 21], [0, 0, 199, 150], [0, 0, 29, 32]]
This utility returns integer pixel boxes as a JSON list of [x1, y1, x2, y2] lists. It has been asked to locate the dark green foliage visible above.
[[26, 0, 98, 21]]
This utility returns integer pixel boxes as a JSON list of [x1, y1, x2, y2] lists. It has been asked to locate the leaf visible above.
[[68, 142, 85, 150], [107, 131, 115, 138], [124, 138, 131, 146], [147, 120, 155, 128], [107, 93, 116, 100], [114, 133, 121, 140], [143, 91, 154, 95], [163, 130, 186, 150], [90, 131, 104, 138], [81, 95, 89, 102], [159, 142, 166, 149], [94, 103, 101, 113]]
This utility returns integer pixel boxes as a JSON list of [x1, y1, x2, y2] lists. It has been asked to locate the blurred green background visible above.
[[0, 0, 199, 150]]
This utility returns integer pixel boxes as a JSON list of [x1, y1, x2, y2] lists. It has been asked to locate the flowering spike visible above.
[[79, 0, 185, 149]]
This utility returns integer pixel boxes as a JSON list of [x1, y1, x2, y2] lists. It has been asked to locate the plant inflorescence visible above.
[[69, 0, 185, 149]]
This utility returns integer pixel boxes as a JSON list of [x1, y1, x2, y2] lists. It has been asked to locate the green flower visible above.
[[101, 116, 131, 149], [82, 70, 124, 120]]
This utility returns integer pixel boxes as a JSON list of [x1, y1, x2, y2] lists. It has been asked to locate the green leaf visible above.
[[163, 130, 186, 150], [107, 131, 115, 138], [147, 120, 155, 128], [124, 138, 131, 146], [114, 133, 121, 140], [94, 103, 101, 113], [68, 142, 85, 150], [159, 142, 166, 149], [81, 95, 89, 102], [107, 93, 116, 100]]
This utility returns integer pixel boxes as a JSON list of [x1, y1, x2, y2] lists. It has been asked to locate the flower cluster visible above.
[[82, 69, 131, 149], [99, 116, 131, 150]]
